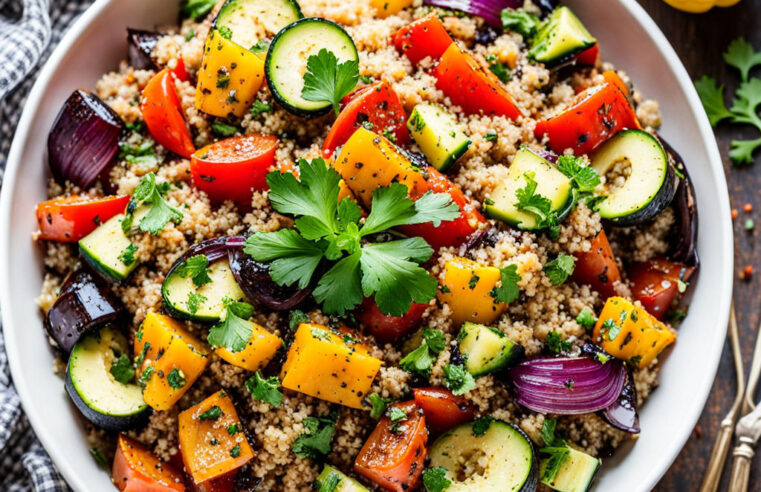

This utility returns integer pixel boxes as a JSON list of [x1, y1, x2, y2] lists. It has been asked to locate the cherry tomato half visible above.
[[413, 387, 474, 436], [36, 194, 130, 242], [572, 229, 622, 300], [357, 297, 427, 343], [190, 135, 278, 210], [630, 258, 694, 320], [140, 69, 195, 158], [574, 43, 599, 67], [392, 13, 453, 66]]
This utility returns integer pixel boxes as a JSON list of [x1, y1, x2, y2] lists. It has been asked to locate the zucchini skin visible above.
[[605, 162, 678, 227], [264, 17, 358, 118]]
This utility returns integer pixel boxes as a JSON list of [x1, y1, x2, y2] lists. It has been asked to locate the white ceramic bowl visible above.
[[0, 0, 732, 490]]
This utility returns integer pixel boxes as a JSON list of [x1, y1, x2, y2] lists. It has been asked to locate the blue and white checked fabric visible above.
[[0, 1, 94, 490]]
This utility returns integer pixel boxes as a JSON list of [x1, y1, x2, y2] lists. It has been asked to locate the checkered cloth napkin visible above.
[[0, 1, 94, 490]]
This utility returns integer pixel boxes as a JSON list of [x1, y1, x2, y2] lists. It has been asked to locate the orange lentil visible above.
[[741, 265, 754, 280], [744, 203, 753, 213], [732, 209, 739, 220]]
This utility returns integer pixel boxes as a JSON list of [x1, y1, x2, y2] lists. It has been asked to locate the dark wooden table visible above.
[[633, 0, 761, 490]]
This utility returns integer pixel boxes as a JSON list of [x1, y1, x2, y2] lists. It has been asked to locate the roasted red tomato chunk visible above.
[[357, 297, 427, 343], [392, 13, 453, 65], [413, 387, 474, 435], [572, 229, 622, 300], [630, 258, 694, 319], [35, 194, 129, 242]]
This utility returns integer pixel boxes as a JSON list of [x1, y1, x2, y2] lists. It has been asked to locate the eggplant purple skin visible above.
[[127, 28, 160, 70], [44, 267, 124, 353], [47, 89, 124, 189], [660, 138, 699, 268]]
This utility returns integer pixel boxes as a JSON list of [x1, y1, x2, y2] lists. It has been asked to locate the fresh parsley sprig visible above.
[[399, 329, 446, 376], [544, 253, 575, 285], [292, 413, 337, 459], [207, 301, 255, 352], [246, 371, 283, 406], [514, 172, 561, 239], [301, 48, 359, 116], [176, 254, 213, 288], [244, 158, 459, 316], [122, 172, 183, 235]]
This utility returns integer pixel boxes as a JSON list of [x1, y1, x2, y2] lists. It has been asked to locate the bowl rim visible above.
[[0, 0, 733, 491]]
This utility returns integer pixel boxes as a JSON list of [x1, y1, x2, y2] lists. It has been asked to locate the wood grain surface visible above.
[[632, 0, 761, 490]]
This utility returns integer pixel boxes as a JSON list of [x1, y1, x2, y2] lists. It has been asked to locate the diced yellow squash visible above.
[[370, 0, 414, 17], [215, 320, 282, 371], [593, 296, 676, 368], [438, 257, 508, 326], [281, 323, 382, 409], [178, 391, 254, 484], [135, 311, 209, 411], [333, 127, 426, 206], [196, 29, 264, 118]]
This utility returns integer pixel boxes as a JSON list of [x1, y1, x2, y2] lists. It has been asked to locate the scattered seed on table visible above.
[[732, 209, 738, 220], [745, 219, 755, 231], [741, 265, 754, 280], [744, 203, 753, 213]]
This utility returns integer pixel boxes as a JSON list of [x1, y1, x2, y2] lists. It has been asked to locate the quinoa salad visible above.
[[33, 0, 699, 490]]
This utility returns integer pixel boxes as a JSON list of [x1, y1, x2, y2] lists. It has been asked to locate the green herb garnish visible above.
[[422, 467, 452, 492], [545, 331, 571, 354], [109, 354, 135, 384], [301, 49, 359, 116], [443, 363, 476, 396], [245, 371, 283, 407], [292, 414, 337, 459], [207, 301, 254, 352], [122, 173, 183, 235], [167, 368, 186, 389], [400, 329, 446, 376], [199, 405, 222, 420], [543, 253, 575, 285]]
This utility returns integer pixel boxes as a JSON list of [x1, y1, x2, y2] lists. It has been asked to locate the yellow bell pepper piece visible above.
[[438, 257, 508, 326], [178, 390, 254, 484], [215, 321, 282, 371], [281, 323, 382, 409], [333, 127, 426, 206], [370, 0, 414, 17], [135, 311, 210, 411], [196, 29, 265, 118], [663, 0, 739, 13], [593, 296, 676, 368]]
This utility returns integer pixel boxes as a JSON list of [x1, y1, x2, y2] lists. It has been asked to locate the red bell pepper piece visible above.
[[354, 401, 428, 492], [357, 297, 427, 343], [396, 166, 485, 250], [172, 58, 190, 83], [35, 194, 130, 242], [112, 435, 186, 492], [572, 229, 622, 300], [190, 135, 278, 210], [412, 387, 474, 436], [630, 258, 694, 320], [140, 68, 195, 158], [574, 44, 599, 66], [392, 13, 453, 65], [323, 81, 409, 159], [434, 43, 523, 120], [534, 71, 639, 155]]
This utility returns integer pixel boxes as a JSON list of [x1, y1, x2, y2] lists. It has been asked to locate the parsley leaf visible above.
[[422, 328, 446, 354], [123, 173, 183, 235], [249, 39, 271, 54], [399, 329, 446, 376], [187, 292, 207, 315], [245, 371, 283, 406], [443, 363, 476, 396], [501, 9, 541, 38], [486, 55, 511, 83], [514, 172, 560, 237], [388, 406, 407, 422], [167, 368, 186, 389], [557, 155, 600, 192], [289, 309, 310, 331], [695, 75, 735, 126], [118, 244, 138, 266], [540, 447, 571, 482], [176, 254, 213, 288], [313, 251, 364, 315], [361, 184, 459, 236], [723, 37, 761, 82], [489, 264, 521, 304], [471, 416, 494, 436], [545, 331, 571, 354], [109, 354, 135, 384], [250, 99, 272, 117], [181, 0, 216, 20], [245, 229, 325, 289], [207, 302, 254, 352], [544, 254, 575, 285], [576, 308, 597, 330], [199, 405, 222, 420], [301, 48, 359, 115], [292, 414, 337, 459], [211, 122, 237, 137], [137, 365, 154, 388], [541, 418, 567, 447], [423, 467, 452, 492], [218, 26, 233, 40], [365, 393, 393, 419]]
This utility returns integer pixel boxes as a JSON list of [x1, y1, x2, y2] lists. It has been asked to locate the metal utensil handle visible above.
[[700, 421, 737, 492], [729, 442, 755, 492]]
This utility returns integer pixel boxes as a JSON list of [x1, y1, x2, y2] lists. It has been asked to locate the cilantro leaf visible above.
[[180, 0, 216, 20], [118, 244, 138, 266], [545, 331, 571, 354], [444, 363, 476, 395], [422, 328, 446, 354], [730, 136, 761, 166], [723, 37, 761, 82], [366, 393, 393, 419], [313, 251, 363, 315], [543, 254, 575, 285], [423, 467, 452, 492], [541, 418, 567, 447], [487, 55, 511, 83], [514, 172, 559, 236], [124, 173, 183, 235], [176, 254, 213, 288], [249, 39, 271, 54], [360, 239, 437, 316], [360, 184, 459, 236], [292, 414, 337, 459], [501, 9, 541, 38], [576, 308, 597, 330], [207, 302, 254, 352], [199, 405, 222, 420], [471, 416, 494, 436], [695, 75, 734, 126], [109, 354, 135, 384], [400, 343, 436, 376], [556, 156, 600, 192], [245, 371, 283, 406], [301, 48, 359, 115], [729, 78, 761, 131], [245, 229, 324, 289], [489, 264, 521, 304]]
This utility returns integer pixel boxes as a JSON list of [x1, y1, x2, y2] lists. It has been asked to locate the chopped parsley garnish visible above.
[[250, 99, 272, 117], [388, 406, 407, 422], [244, 158, 458, 316], [180, 0, 216, 20], [696, 38, 761, 165], [292, 414, 337, 459], [629, 355, 643, 367], [576, 308, 597, 330], [471, 416, 494, 436], [199, 405, 223, 420], [249, 39, 271, 53], [600, 318, 620, 341], [543, 253, 575, 285], [383, 128, 397, 143], [422, 467, 452, 492], [557, 155, 601, 192], [119, 139, 161, 168], [134, 342, 150, 367], [167, 368, 186, 389], [289, 309, 310, 331], [400, 329, 446, 376], [546, 331, 571, 354], [176, 254, 213, 288], [118, 244, 138, 266], [109, 354, 135, 384], [211, 121, 237, 137], [666, 306, 688, 322], [360, 74, 373, 84], [489, 264, 522, 304], [311, 327, 331, 341], [443, 363, 476, 396], [500, 8, 541, 38], [137, 365, 155, 388], [541, 418, 566, 447], [187, 292, 207, 315], [540, 447, 570, 482], [227, 424, 240, 435], [484, 130, 498, 142], [245, 371, 283, 407], [468, 273, 480, 289], [486, 55, 511, 83], [122, 173, 183, 235], [515, 171, 560, 239], [230, 444, 241, 458], [90, 448, 108, 469], [301, 48, 359, 115], [365, 393, 393, 419], [218, 26, 233, 40], [207, 301, 255, 353]]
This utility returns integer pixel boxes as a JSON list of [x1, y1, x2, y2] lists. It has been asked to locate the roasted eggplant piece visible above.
[[600, 369, 640, 434], [661, 138, 699, 268], [127, 28, 160, 70], [44, 267, 124, 353]]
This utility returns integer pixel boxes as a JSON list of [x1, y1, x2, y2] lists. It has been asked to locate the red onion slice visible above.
[[47, 90, 124, 189], [600, 370, 640, 433], [423, 0, 522, 27], [508, 356, 626, 415], [127, 28, 160, 70]]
